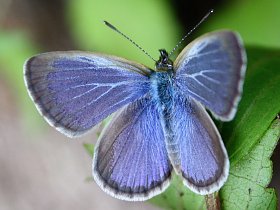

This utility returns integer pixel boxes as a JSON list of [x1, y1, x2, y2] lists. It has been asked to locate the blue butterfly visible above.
[[24, 27, 246, 201]]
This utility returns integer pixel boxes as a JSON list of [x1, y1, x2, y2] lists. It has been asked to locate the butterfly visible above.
[[24, 26, 246, 201]]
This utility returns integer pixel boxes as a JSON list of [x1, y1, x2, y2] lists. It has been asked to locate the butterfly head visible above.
[[155, 49, 173, 72]]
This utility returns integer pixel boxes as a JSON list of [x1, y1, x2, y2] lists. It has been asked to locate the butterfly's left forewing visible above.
[[93, 97, 172, 201], [174, 31, 246, 121], [24, 51, 151, 137]]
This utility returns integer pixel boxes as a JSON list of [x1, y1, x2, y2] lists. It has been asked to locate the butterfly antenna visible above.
[[169, 9, 214, 57], [104, 21, 157, 62]]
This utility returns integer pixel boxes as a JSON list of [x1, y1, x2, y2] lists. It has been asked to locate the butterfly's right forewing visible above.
[[24, 51, 151, 137]]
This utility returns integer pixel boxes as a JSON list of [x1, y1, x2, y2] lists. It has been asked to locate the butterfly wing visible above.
[[172, 96, 229, 195], [93, 97, 172, 201], [24, 51, 151, 137], [174, 31, 246, 121]]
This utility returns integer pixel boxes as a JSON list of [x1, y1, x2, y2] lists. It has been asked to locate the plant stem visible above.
[[205, 192, 221, 210]]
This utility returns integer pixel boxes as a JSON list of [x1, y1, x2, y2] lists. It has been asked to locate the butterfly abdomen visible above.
[[150, 70, 181, 172]]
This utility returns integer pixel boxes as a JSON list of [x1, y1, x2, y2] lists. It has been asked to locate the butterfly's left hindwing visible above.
[[170, 96, 229, 195], [93, 97, 172, 201], [24, 51, 151, 137]]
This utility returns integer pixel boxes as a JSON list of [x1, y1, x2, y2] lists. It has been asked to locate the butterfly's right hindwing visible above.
[[24, 51, 152, 137], [93, 97, 172, 201]]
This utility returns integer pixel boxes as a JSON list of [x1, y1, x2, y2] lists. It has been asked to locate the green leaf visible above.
[[83, 143, 94, 157], [150, 176, 206, 210], [218, 46, 280, 209], [220, 118, 279, 209], [150, 47, 280, 209], [223, 47, 280, 166]]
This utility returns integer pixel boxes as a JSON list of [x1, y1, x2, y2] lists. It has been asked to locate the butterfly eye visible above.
[[155, 49, 173, 71], [159, 49, 169, 60]]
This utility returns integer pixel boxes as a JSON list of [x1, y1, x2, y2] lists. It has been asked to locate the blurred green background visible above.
[[0, 0, 279, 210]]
